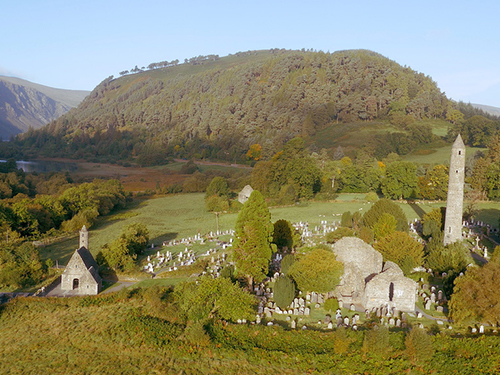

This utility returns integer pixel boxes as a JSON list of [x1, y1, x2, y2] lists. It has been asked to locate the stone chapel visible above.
[[332, 237, 417, 312], [61, 225, 102, 295]]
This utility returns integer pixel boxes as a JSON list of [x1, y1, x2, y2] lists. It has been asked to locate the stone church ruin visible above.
[[61, 226, 102, 295], [332, 237, 417, 312]]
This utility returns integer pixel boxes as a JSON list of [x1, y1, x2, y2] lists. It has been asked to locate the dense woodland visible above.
[[2, 49, 498, 165]]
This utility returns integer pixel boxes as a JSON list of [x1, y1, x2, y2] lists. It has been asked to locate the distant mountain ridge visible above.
[[0, 76, 89, 140], [472, 103, 500, 117]]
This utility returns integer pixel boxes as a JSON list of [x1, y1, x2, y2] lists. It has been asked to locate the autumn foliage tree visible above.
[[449, 262, 500, 325], [374, 231, 424, 275]]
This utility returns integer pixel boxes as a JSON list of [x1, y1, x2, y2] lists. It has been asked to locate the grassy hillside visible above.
[[1, 286, 500, 373]]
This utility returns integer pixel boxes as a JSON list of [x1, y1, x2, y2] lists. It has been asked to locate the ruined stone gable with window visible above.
[[61, 226, 102, 295], [332, 237, 417, 312]]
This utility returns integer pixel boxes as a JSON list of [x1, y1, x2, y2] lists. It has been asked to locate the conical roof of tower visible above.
[[452, 134, 465, 149]]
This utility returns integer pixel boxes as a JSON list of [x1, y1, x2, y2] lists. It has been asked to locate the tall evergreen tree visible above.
[[232, 190, 274, 288]]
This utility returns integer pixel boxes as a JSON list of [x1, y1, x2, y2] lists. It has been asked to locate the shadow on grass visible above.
[[408, 201, 427, 220]]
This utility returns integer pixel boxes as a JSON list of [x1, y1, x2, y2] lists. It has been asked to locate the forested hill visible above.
[[5, 49, 463, 163], [0, 76, 89, 140]]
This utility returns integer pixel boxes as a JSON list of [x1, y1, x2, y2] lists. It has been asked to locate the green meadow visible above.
[[41, 192, 500, 268]]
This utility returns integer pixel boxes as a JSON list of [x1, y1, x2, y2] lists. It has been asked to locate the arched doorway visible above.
[[73, 278, 79, 290]]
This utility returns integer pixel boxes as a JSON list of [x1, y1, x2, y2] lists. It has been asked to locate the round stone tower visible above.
[[443, 134, 465, 245], [79, 225, 89, 250]]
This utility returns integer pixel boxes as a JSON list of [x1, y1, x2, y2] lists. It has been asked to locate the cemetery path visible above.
[[415, 305, 449, 322], [101, 280, 137, 294]]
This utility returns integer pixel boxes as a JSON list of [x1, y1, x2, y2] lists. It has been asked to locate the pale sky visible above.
[[2, 0, 499, 107]]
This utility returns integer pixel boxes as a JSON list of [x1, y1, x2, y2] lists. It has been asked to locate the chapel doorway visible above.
[[73, 278, 79, 289]]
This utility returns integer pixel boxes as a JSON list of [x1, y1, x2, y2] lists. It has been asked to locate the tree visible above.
[[232, 191, 274, 288], [449, 262, 500, 325], [363, 198, 408, 232], [246, 144, 262, 161], [285, 157, 322, 199], [425, 235, 471, 273], [288, 248, 343, 292], [175, 277, 257, 322], [418, 165, 448, 200], [374, 231, 424, 275], [421, 207, 445, 238], [205, 177, 230, 212], [381, 161, 418, 199], [97, 223, 149, 271], [0, 242, 45, 288], [372, 213, 397, 240], [205, 177, 230, 199], [272, 219, 296, 250]]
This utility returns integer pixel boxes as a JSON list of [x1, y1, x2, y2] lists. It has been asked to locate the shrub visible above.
[[326, 227, 355, 243], [362, 326, 392, 358], [324, 298, 339, 312], [280, 254, 295, 274], [358, 226, 374, 244], [405, 328, 434, 364], [341, 211, 353, 228], [273, 275, 295, 309], [288, 249, 344, 293]]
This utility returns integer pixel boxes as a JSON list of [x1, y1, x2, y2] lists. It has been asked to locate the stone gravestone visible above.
[[425, 299, 432, 310], [311, 292, 318, 304], [437, 290, 443, 301], [318, 294, 324, 304], [336, 317, 343, 326], [480, 325, 484, 334], [304, 307, 310, 316], [327, 322, 333, 329], [417, 312, 423, 318], [430, 293, 436, 303], [350, 304, 356, 311], [293, 308, 299, 315], [324, 315, 332, 324], [396, 319, 401, 328], [291, 320, 296, 329], [343, 317, 350, 326], [436, 306, 444, 313], [389, 318, 395, 325]]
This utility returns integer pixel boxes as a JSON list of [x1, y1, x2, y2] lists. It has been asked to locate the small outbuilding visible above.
[[238, 185, 254, 204]]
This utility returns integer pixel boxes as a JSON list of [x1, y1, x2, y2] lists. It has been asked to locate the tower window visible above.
[[449, 227, 452, 233], [458, 150, 462, 155], [456, 170, 459, 174]]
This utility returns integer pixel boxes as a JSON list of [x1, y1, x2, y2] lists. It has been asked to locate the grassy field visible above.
[[40, 192, 474, 267], [402, 144, 487, 164]]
